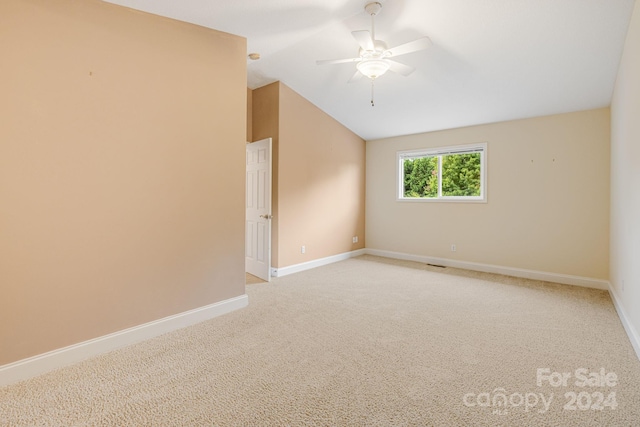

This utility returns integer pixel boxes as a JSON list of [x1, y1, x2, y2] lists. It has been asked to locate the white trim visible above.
[[364, 248, 609, 290], [607, 284, 640, 361], [271, 249, 366, 278], [0, 294, 248, 387]]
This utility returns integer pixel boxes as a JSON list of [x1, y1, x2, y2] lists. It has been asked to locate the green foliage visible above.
[[441, 153, 481, 196], [403, 157, 438, 198], [403, 153, 481, 198]]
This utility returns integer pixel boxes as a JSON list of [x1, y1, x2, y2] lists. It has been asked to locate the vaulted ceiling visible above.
[[103, 0, 635, 140]]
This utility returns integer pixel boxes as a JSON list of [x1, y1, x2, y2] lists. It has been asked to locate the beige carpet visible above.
[[1, 255, 639, 426]]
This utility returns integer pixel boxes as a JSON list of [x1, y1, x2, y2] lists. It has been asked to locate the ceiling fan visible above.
[[316, 1, 432, 105]]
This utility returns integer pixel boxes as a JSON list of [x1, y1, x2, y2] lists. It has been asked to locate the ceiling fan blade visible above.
[[348, 70, 364, 83], [352, 30, 374, 51], [387, 60, 416, 77], [316, 57, 361, 65], [386, 37, 432, 57]]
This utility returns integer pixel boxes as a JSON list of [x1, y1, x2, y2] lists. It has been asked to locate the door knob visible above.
[[260, 214, 273, 219]]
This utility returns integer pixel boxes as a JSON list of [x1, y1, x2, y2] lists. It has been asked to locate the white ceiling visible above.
[[103, 0, 635, 141]]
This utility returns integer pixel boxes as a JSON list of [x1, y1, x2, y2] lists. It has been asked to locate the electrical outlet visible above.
[[451, 244, 457, 252], [353, 236, 358, 243], [301, 245, 306, 254]]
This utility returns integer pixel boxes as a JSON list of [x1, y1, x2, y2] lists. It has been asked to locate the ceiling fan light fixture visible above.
[[357, 59, 390, 80], [315, 1, 432, 105]]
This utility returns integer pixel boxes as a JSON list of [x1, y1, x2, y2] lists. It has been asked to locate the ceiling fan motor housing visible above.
[[359, 40, 388, 57]]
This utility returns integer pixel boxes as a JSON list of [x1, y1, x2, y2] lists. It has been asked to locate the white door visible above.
[[245, 138, 272, 281]]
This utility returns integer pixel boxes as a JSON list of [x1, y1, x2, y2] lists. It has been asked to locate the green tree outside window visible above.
[[402, 152, 481, 198], [441, 153, 481, 197]]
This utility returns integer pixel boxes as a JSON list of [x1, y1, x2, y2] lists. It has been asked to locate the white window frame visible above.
[[397, 142, 487, 203]]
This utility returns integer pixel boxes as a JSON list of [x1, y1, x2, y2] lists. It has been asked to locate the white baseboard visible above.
[[364, 248, 609, 290], [607, 284, 640, 361], [271, 249, 366, 278], [0, 294, 248, 388]]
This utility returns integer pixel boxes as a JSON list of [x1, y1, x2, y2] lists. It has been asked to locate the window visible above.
[[397, 143, 487, 202]]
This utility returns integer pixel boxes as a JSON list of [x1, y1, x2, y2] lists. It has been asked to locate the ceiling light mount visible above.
[[364, 2, 382, 16]]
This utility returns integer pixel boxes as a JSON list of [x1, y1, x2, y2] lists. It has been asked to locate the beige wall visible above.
[[0, 0, 247, 365], [611, 1, 640, 344], [250, 82, 366, 269], [277, 83, 366, 267], [366, 109, 610, 280], [247, 88, 253, 142]]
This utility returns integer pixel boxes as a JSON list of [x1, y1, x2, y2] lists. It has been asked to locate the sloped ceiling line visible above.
[[103, 0, 635, 140]]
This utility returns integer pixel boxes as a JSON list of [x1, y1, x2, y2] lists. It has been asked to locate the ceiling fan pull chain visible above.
[[371, 80, 375, 107]]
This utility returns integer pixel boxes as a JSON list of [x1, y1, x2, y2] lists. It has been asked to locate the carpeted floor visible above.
[[1, 255, 639, 426]]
